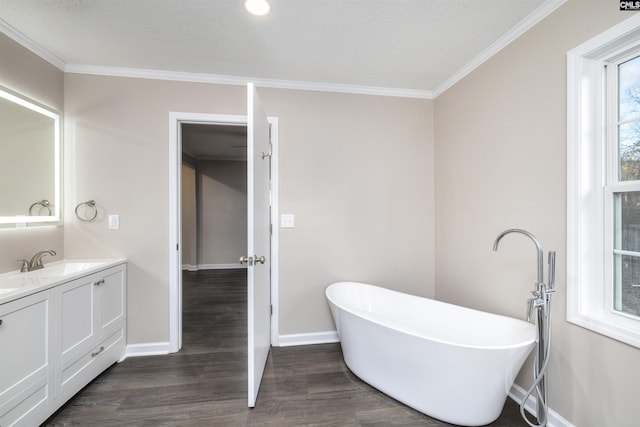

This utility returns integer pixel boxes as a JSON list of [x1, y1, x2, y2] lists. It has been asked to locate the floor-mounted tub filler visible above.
[[326, 229, 555, 427], [493, 228, 555, 427], [325, 282, 537, 426]]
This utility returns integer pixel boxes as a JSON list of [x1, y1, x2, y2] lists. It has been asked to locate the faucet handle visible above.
[[526, 298, 534, 322], [17, 259, 29, 272]]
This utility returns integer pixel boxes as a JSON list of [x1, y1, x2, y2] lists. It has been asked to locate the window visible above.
[[567, 15, 640, 348], [607, 53, 640, 320]]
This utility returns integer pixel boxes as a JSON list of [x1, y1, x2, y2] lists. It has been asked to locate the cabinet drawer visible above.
[[57, 327, 125, 403]]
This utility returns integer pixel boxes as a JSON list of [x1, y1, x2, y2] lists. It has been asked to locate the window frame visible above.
[[567, 14, 640, 348]]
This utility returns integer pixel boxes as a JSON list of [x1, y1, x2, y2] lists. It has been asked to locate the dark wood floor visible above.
[[45, 269, 527, 426]]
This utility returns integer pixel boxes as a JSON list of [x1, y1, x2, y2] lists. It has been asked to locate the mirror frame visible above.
[[0, 86, 61, 226]]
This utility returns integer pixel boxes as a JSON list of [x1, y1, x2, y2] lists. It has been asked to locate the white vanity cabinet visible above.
[[54, 264, 127, 404], [0, 291, 54, 427], [0, 260, 126, 427]]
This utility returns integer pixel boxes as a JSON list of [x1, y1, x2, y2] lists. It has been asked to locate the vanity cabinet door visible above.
[[57, 275, 98, 367], [97, 266, 126, 338], [55, 265, 126, 402], [0, 291, 53, 427]]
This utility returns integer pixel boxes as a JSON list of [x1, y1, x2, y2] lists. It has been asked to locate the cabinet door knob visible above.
[[94, 279, 105, 286], [0, 319, 3, 326]]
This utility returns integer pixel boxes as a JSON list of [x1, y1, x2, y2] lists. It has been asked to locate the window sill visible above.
[[568, 312, 640, 348]]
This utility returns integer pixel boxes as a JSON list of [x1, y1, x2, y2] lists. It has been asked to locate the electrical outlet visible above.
[[281, 214, 295, 228]]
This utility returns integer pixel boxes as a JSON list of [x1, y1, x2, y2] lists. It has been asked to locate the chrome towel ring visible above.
[[75, 200, 98, 222], [29, 200, 52, 216]]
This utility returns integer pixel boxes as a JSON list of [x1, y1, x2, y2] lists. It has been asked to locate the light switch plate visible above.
[[108, 214, 120, 230], [281, 214, 295, 228]]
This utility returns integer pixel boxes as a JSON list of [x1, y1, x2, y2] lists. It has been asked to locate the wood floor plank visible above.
[[45, 269, 527, 426]]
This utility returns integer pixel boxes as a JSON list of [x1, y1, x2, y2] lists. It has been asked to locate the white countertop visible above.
[[0, 259, 127, 305]]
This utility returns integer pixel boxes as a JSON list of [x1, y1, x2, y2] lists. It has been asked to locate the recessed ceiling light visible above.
[[245, 0, 271, 16]]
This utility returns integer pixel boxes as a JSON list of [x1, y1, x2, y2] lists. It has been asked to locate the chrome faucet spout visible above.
[[493, 228, 544, 286]]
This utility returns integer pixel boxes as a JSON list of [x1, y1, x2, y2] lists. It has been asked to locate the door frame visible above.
[[168, 111, 279, 353]]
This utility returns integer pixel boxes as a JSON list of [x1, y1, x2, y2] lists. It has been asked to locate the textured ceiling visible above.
[[0, 0, 558, 96]]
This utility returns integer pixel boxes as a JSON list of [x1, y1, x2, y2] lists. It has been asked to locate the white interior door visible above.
[[245, 83, 271, 408]]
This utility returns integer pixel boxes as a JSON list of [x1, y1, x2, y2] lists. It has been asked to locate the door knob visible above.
[[239, 256, 254, 265], [255, 255, 266, 264]]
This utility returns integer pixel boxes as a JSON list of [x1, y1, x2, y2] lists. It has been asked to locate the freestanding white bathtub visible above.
[[325, 282, 536, 426]]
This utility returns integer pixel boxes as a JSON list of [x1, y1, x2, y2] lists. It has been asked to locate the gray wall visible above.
[[196, 159, 247, 268], [181, 163, 197, 269], [62, 74, 435, 342], [434, 1, 638, 425]]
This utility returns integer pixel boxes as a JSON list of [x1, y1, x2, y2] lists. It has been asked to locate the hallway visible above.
[[46, 269, 526, 426]]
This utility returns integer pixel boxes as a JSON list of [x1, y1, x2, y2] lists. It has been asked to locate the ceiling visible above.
[[0, 0, 563, 159], [182, 123, 247, 161], [0, 0, 562, 98]]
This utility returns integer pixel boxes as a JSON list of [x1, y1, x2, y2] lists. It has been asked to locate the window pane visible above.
[[619, 55, 640, 123], [615, 192, 640, 251], [619, 122, 640, 181], [619, 55, 640, 181], [614, 254, 640, 317]]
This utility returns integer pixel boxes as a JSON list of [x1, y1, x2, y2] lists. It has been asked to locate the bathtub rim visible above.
[[326, 281, 537, 351]]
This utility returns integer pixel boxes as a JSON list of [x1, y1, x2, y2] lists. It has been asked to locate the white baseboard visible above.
[[181, 263, 247, 271], [509, 383, 574, 427], [277, 331, 339, 347], [125, 342, 172, 358], [125, 332, 337, 357]]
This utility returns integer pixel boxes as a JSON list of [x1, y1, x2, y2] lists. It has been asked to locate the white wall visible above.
[[434, 1, 639, 425]]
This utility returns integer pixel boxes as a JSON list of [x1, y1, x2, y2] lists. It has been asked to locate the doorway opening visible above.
[[168, 112, 279, 354]]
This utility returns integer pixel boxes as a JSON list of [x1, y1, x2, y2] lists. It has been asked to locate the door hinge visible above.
[[270, 304, 273, 315], [270, 223, 272, 235], [176, 243, 179, 251]]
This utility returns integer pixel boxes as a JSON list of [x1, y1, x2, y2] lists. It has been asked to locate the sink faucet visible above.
[[19, 249, 57, 272]]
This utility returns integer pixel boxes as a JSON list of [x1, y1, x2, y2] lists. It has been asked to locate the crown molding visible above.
[[0, 18, 66, 71], [64, 64, 434, 99], [433, 0, 568, 97], [1, 0, 568, 100]]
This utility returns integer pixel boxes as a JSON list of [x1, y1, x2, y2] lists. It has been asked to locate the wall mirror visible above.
[[0, 86, 61, 226]]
